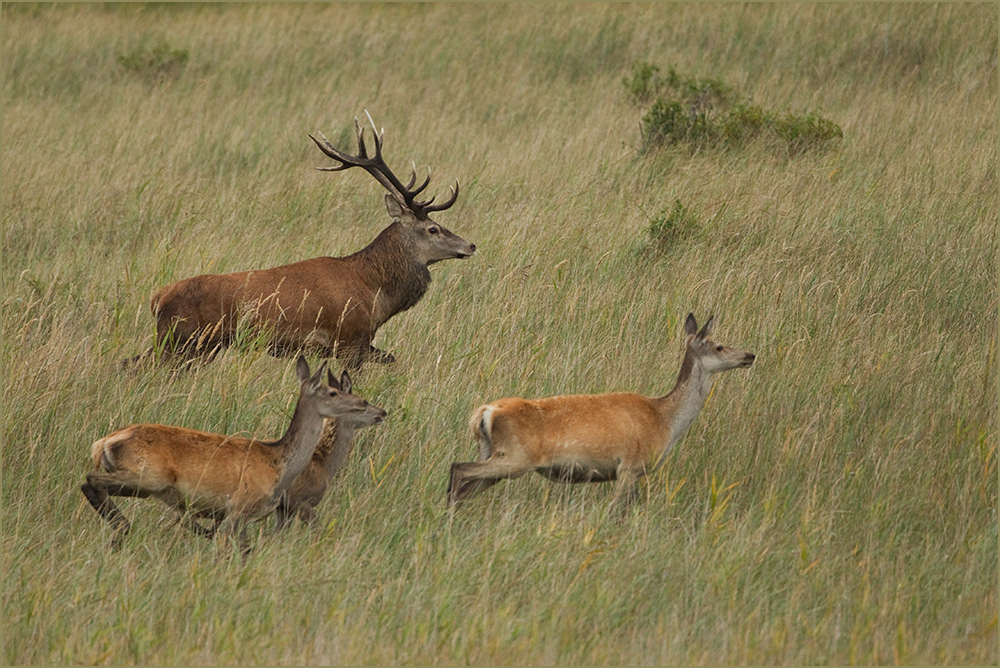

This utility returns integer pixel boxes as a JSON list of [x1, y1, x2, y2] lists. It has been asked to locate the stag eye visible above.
[[716, 345, 724, 352], [428, 226, 440, 235]]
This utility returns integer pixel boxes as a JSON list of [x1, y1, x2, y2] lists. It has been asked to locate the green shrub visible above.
[[117, 39, 188, 83], [641, 98, 716, 147], [624, 61, 733, 109], [647, 198, 699, 251], [718, 102, 770, 145], [621, 62, 661, 104], [625, 62, 843, 155], [772, 108, 845, 154]]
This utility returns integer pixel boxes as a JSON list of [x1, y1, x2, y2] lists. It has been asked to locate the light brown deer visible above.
[[186, 370, 388, 537], [447, 314, 755, 508], [143, 113, 475, 369], [80, 356, 377, 551], [274, 374, 388, 530]]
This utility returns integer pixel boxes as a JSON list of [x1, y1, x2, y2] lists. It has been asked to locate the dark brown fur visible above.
[[143, 119, 475, 369]]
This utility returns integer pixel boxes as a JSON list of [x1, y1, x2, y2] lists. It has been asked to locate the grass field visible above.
[[2, 3, 997, 664]]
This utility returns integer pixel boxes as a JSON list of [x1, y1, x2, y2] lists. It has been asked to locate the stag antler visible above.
[[310, 111, 459, 219]]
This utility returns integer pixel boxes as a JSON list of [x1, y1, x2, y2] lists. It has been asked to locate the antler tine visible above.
[[363, 110, 387, 162], [353, 118, 369, 159], [421, 181, 460, 213], [312, 112, 459, 215], [309, 133, 358, 172], [406, 162, 432, 197]]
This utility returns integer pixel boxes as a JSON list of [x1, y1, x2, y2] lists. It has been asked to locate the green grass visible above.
[[2, 3, 996, 664]]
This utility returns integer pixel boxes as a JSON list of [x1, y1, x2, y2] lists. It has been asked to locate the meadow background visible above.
[[2, 3, 996, 664]]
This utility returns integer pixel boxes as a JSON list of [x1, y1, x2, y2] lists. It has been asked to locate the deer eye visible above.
[[716, 345, 724, 352], [329, 389, 339, 396], [428, 226, 440, 235]]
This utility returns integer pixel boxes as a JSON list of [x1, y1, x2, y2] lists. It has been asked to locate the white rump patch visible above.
[[478, 405, 495, 460]]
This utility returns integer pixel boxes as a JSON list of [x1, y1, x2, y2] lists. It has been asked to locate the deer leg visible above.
[[81, 478, 132, 539], [216, 515, 253, 558], [447, 458, 531, 506], [608, 464, 644, 517], [274, 502, 316, 534], [120, 347, 155, 375], [297, 504, 316, 525], [82, 471, 173, 546], [178, 515, 217, 539], [366, 346, 396, 365], [273, 505, 291, 533]]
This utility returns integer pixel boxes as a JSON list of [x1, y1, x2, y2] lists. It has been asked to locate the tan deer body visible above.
[[81, 357, 377, 549], [447, 314, 755, 507], [274, 397, 387, 530], [146, 114, 475, 368]]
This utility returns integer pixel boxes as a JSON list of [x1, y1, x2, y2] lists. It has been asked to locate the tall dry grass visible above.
[[3, 3, 996, 664]]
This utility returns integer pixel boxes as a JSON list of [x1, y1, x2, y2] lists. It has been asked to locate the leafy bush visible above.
[[772, 108, 845, 154], [624, 62, 732, 108], [117, 39, 188, 83], [622, 62, 662, 104], [641, 98, 717, 147], [626, 61, 843, 155], [647, 198, 699, 251]]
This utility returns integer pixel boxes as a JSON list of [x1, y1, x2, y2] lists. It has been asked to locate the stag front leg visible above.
[[273, 502, 314, 533], [366, 345, 396, 365]]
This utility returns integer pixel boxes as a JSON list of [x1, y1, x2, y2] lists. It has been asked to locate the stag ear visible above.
[[385, 193, 407, 221], [296, 355, 311, 382], [695, 315, 715, 342], [684, 313, 698, 338], [339, 371, 353, 395]]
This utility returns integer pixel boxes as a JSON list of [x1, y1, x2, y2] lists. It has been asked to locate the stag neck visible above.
[[271, 395, 327, 495], [352, 223, 432, 314]]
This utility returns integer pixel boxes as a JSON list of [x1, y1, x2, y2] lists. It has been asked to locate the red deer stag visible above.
[[81, 356, 378, 552], [447, 314, 755, 508], [144, 113, 475, 369]]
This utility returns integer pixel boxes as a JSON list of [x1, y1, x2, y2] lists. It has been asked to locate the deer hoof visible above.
[[369, 348, 396, 364]]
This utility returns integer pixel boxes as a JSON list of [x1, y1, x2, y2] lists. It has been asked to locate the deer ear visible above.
[[340, 371, 352, 395], [385, 193, 406, 221], [326, 368, 341, 391], [696, 315, 715, 342], [684, 313, 698, 337], [296, 355, 311, 382], [307, 360, 327, 390]]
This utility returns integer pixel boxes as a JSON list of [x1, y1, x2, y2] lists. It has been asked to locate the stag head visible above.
[[310, 112, 476, 265]]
